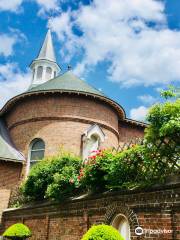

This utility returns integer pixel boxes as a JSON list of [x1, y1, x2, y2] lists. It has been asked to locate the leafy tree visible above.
[[160, 85, 180, 99], [145, 91, 180, 176]]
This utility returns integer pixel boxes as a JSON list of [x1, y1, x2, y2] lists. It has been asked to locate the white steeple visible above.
[[37, 29, 56, 62], [30, 29, 60, 86]]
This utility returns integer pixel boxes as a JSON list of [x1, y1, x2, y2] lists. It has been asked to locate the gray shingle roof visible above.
[[0, 119, 24, 162], [28, 71, 105, 96]]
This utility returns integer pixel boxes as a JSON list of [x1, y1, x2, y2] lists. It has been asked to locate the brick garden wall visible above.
[[1, 185, 179, 240]]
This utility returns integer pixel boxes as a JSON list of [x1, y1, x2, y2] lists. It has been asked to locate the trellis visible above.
[[112, 137, 179, 178], [112, 138, 144, 152]]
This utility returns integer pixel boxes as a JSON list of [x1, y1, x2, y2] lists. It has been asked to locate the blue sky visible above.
[[0, 0, 180, 121]]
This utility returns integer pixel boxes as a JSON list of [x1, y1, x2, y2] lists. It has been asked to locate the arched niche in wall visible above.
[[111, 214, 131, 240], [82, 124, 105, 161], [104, 203, 138, 240]]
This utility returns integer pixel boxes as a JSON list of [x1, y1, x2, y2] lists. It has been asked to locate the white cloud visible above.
[[0, 30, 26, 57], [49, 0, 180, 87], [0, 34, 17, 57], [0, 0, 60, 14], [35, 0, 60, 16], [138, 94, 157, 105], [0, 0, 23, 12], [130, 106, 148, 121], [0, 63, 31, 109]]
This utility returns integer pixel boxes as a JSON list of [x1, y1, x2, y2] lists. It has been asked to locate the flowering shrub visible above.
[[80, 141, 178, 192], [21, 152, 82, 201], [79, 149, 110, 192]]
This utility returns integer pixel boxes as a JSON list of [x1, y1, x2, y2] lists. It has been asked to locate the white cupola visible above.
[[30, 29, 60, 86]]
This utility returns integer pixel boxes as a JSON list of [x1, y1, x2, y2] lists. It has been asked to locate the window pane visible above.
[[46, 67, 52, 80], [32, 140, 45, 150], [37, 66, 43, 80], [31, 150, 44, 160]]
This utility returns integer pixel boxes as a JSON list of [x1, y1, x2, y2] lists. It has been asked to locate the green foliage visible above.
[[145, 99, 180, 142], [80, 144, 172, 192], [145, 99, 180, 175], [3, 223, 31, 240], [81, 224, 124, 240], [80, 150, 113, 192], [21, 152, 82, 201], [160, 85, 176, 99]]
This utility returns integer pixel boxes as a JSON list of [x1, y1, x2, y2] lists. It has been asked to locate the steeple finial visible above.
[[37, 29, 56, 62]]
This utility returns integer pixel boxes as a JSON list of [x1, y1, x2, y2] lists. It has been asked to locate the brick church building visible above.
[[0, 29, 145, 190], [0, 30, 179, 240], [0, 29, 146, 238]]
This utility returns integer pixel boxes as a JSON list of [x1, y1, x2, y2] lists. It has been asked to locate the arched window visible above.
[[29, 139, 45, 168], [46, 67, 52, 80], [37, 66, 43, 80], [54, 71, 56, 78], [112, 214, 131, 240]]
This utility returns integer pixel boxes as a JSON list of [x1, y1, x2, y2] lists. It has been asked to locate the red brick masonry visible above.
[[0, 161, 22, 189], [1, 184, 179, 240]]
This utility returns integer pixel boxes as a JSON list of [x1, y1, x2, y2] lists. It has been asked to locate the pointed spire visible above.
[[30, 28, 61, 87], [37, 29, 56, 62]]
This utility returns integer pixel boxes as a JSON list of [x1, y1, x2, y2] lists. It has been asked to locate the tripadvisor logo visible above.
[[135, 227, 143, 236], [135, 226, 173, 236]]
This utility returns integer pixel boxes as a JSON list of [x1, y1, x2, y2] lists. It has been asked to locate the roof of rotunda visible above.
[[0, 70, 147, 127], [28, 70, 104, 97]]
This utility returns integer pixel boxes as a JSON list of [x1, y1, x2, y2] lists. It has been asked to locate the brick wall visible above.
[[0, 161, 22, 189], [7, 120, 119, 160], [4, 94, 145, 160], [1, 185, 179, 240], [5, 94, 119, 131], [4, 94, 120, 159], [119, 120, 145, 143], [0, 189, 11, 224]]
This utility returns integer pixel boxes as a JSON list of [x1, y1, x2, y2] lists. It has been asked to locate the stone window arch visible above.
[[37, 66, 43, 80], [82, 124, 105, 160], [111, 214, 131, 240], [46, 66, 52, 80], [29, 138, 45, 169]]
